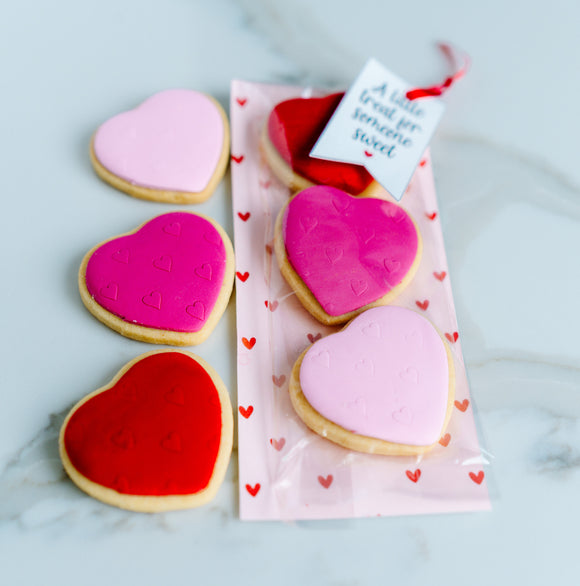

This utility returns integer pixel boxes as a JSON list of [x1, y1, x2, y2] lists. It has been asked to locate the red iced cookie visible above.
[[261, 93, 381, 196], [59, 350, 233, 512]]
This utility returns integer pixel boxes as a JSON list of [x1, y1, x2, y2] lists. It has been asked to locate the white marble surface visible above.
[[1, 1, 579, 584]]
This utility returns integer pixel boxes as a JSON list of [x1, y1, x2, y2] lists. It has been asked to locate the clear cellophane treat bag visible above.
[[230, 80, 491, 520]]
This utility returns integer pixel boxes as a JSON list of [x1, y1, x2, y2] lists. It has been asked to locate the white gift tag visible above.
[[310, 58, 445, 200]]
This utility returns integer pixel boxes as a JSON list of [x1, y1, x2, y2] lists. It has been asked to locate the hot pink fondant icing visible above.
[[283, 186, 419, 316], [93, 89, 224, 192], [85, 212, 227, 332], [299, 306, 450, 446]]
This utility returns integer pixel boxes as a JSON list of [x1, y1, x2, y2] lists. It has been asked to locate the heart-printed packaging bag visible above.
[[230, 80, 491, 520]]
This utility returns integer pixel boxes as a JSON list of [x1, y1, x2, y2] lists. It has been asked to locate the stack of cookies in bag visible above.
[[261, 92, 455, 457]]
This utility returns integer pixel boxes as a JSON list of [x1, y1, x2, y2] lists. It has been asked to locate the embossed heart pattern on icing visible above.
[[283, 186, 420, 316], [299, 306, 451, 446], [93, 89, 225, 192], [84, 212, 227, 332]]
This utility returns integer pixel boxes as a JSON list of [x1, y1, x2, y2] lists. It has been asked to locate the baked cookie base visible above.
[[78, 212, 235, 346], [59, 350, 234, 512]]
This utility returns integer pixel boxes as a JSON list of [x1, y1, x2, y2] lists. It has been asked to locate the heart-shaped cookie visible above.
[[59, 350, 233, 512], [79, 212, 234, 345], [290, 306, 455, 455], [91, 89, 230, 203], [261, 93, 381, 197], [275, 186, 421, 325]]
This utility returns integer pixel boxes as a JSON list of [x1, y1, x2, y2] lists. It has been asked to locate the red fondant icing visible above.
[[64, 352, 222, 496], [267, 93, 374, 194]]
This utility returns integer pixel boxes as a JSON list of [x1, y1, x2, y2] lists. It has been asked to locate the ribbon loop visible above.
[[406, 43, 470, 101]]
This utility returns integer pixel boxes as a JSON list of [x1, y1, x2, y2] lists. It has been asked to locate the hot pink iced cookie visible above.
[[274, 186, 422, 325], [79, 212, 234, 345], [91, 90, 230, 203], [289, 306, 455, 456]]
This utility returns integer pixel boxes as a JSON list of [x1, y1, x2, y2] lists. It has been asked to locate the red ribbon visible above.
[[405, 43, 470, 101]]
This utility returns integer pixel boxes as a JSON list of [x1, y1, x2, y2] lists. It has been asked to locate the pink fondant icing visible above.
[[283, 186, 419, 316], [85, 212, 227, 332], [93, 89, 224, 192], [300, 306, 450, 446]]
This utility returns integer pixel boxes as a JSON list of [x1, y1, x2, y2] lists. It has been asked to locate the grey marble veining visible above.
[[234, 0, 363, 86]]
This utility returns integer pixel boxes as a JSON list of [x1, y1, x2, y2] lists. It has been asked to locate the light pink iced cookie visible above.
[[289, 306, 455, 456], [274, 186, 422, 325], [79, 212, 234, 345], [90, 90, 230, 203]]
